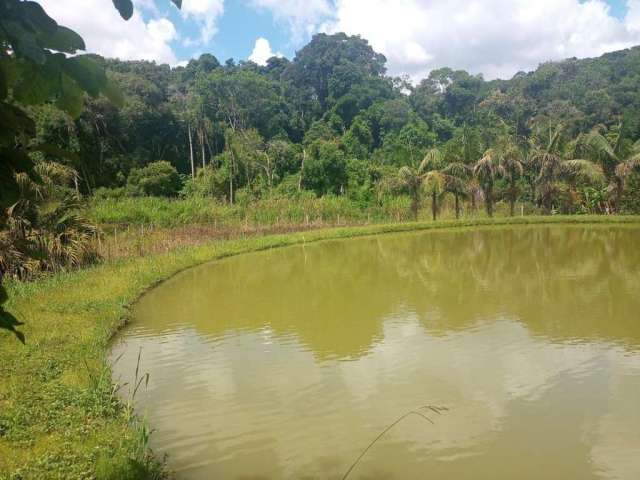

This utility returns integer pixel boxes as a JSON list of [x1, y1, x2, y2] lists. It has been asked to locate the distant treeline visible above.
[[24, 34, 639, 214]]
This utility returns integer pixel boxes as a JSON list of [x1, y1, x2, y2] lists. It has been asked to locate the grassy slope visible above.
[[1, 216, 639, 479]]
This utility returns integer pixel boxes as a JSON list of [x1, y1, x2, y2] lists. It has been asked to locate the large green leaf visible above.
[[0, 64, 6, 101], [0, 170, 20, 208], [112, 0, 134, 20], [56, 73, 85, 118], [0, 146, 38, 174], [3, 21, 46, 64], [102, 77, 125, 108], [20, 1, 57, 35], [0, 58, 18, 92], [12, 59, 59, 105], [29, 143, 81, 163], [38, 26, 86, 54], [111, 0, 180, 21], [0, 101, 36, 146], [63, 56, 107, 98]]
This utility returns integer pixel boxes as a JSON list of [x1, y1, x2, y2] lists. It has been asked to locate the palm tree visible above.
[[474, 149, 503, 218], [2, 162, 98, 280], [441, 162, 470, 219], [499, 141, 525, 216], [529, 124, 603, 214], [398, 166, 425, 220], [421, 149, 446, 221], [578, 126, 640, 212], [397, 148, 445, 220]]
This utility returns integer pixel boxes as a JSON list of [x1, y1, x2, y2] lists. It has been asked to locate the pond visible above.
[[110, 225, 640, 479]]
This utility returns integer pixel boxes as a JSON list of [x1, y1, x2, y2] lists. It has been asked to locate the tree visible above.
[[303, 140, 347, 195], [421, 149, 446, 221], [397, 148, 444, 220], [441, 161, 471, 219], [498, 140, 525, 216], [474, 149, 503, 217], [127, 160, 182, 197], [529, 125, 603, 213], [343, 117, 373, 159], [578, 125, 640, 211], [284, 33, 387, 112]]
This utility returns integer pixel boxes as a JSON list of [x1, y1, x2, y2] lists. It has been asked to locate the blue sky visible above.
[[39, 0, 640, 80], [606, 0, 630, 16], [171, 1, 294, 62]]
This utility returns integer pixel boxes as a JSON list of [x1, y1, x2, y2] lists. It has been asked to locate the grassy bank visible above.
[[90, 196, 541, 261], [88, 195, 414, 227], [88, 195, 542, 228], [1, 216, 639, 479]]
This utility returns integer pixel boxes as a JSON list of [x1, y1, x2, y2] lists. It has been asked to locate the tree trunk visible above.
[[229, 153, 234, 204], [298, 148, 306, 191], [431, 191, 437, 221], [201, 129, 206, 169], [616, 178, 623, 213], [509, 179, 516, 216], [455, 193, 460, 219], [188, 124, 195, 179], [485, 185, 494, 218], [411, 191, 419, 220]]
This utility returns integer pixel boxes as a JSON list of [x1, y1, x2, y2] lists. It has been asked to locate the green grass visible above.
[[88, 195, 414, 227], [1, 215, 639, 479]]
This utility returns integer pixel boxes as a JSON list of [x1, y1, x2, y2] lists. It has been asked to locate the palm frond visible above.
[[423, 171, 445, 194], [442, 162, 471, 178], [580, 130, 617, 161], [560, 159, 604, 183], [443, 174, 467, 196], [419, 148, 443, 174], [398, 166, 416, 183], [474, 149, 498, 181]]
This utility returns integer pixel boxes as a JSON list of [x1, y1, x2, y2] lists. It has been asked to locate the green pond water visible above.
[[110, 225, 640, 479]]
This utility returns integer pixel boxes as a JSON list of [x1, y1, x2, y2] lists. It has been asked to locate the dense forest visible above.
[[24, 33, 640, 212]]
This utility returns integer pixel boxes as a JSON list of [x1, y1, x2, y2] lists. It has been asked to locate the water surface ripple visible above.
[[110, 225, 640, 479]]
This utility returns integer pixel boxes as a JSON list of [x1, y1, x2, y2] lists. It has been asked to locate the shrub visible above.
[[0, 162, 99, 280], [273, 174, 305, 198], [93, 187, 127, 200], [181, 165, 230, 199], [126, 161, 182, 197]]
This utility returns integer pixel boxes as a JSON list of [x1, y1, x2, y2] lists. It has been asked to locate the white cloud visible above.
[[321, 0, 640, 80], [248, 0, 333, 42], [248, 37, 283, 65], [627, 0, 640, 32], [182, 0, 225, 44], [38, 0, 179, 65]]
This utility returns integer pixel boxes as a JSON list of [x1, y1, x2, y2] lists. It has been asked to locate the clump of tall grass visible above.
[[89, 196, 240, 227], [89, 194, 415, 228]]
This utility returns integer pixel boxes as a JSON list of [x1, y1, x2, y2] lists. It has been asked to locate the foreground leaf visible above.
[[112, 0, 134, 20]]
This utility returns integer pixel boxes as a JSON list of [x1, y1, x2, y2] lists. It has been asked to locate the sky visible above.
[[37, 0, 640, 81]]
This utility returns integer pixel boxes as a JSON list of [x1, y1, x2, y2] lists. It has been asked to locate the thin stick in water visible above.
[[341, 407, 442, 480]]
